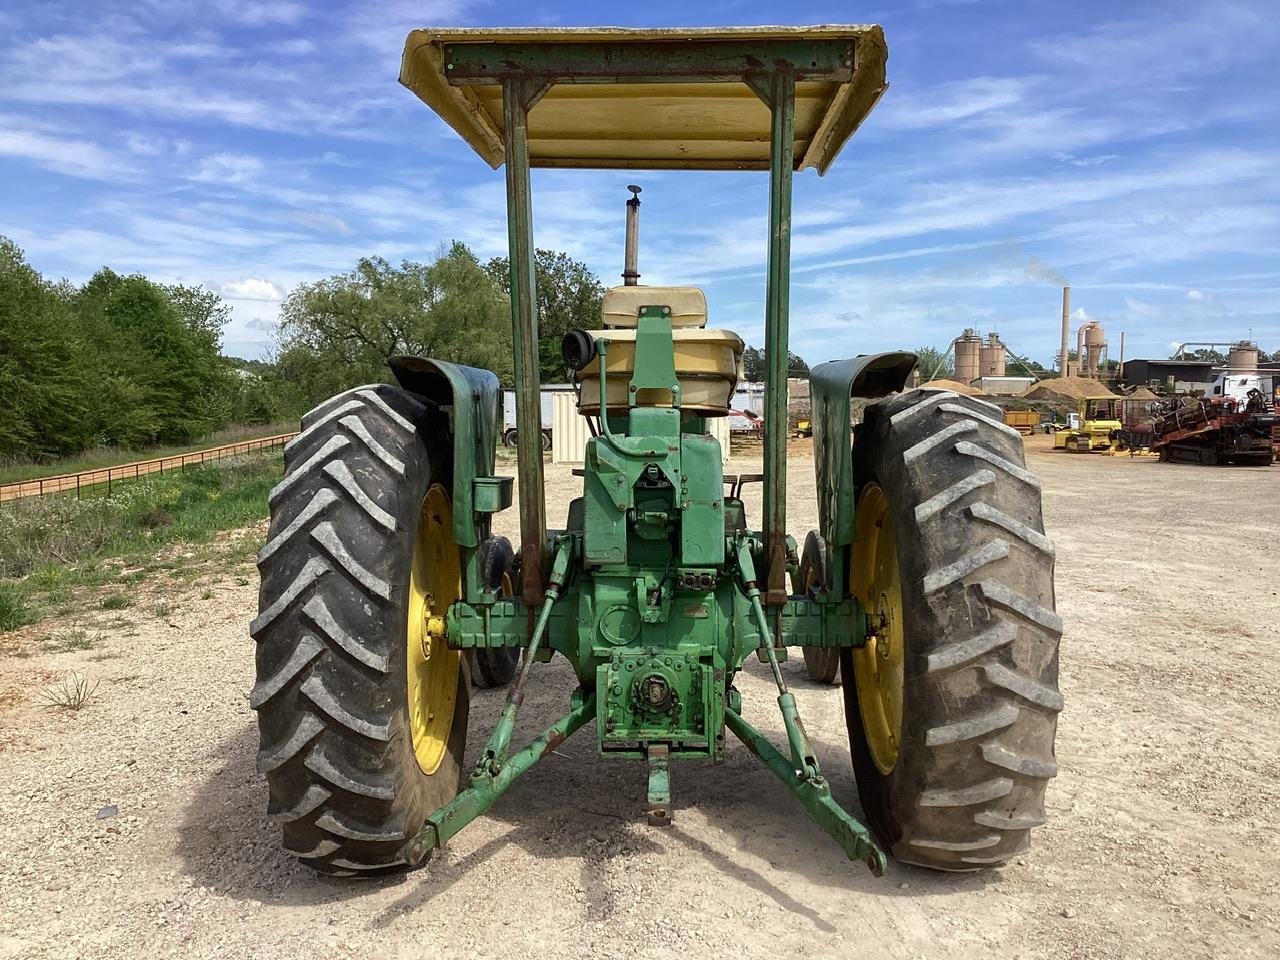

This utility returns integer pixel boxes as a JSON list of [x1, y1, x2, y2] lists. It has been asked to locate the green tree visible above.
[[164, 283, 231, 351], [0, 240, 231, 457], [1181, 347, 1226, 362], [278, 243, 512, 408], [0, 238, 95, 457], [913, 346, 953, 381], [75, 269, 230, 445], [740, 345, 808, 382], [484, 249, 605, 383]]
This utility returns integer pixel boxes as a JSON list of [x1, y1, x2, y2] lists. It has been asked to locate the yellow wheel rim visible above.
[[849, 483, 905, 775], [406, 484, 462, 775]]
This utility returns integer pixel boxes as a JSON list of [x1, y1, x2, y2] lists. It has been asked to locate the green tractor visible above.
[[252, 26, 1061, 877]]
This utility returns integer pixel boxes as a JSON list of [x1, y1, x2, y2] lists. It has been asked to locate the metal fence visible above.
[[0, 433, 297, 505]]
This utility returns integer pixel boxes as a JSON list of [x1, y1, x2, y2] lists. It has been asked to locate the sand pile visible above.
[[920, 378, 985, 396], [1124, 387, 1160, 401], [1020, 376, 1118, 401]]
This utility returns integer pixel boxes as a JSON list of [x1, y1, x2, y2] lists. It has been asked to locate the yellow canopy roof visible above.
[[399, 26, 888, 173]]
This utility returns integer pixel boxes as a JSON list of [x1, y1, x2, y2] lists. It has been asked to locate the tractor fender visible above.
[[389, 355, 500, 549], [809, 352, 916, 548]]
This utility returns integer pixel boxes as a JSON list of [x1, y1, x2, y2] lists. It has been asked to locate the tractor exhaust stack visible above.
[[623, 184, 642, 285]]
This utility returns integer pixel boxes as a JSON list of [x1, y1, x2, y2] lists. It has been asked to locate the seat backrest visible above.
[[601, 285, 707, 328]]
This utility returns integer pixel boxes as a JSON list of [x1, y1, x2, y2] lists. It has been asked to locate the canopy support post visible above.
[[502, 78, 551, 602], [748, 69, 796, 605]]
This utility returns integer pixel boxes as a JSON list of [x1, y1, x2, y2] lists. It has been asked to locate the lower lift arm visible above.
[[402, 537, 596, 865], [731, 538, 887, 876]]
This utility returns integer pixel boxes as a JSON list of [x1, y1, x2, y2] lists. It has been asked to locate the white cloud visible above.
[[125, 133, 191, 156], [289, 211, 354, 236], [1187, 289, 1206, 301], [191, 152, 263, 184], [213, 1, 305, 26], [220, 277, 285, 301], [1031, 3, 1269, 87], [346, 0, 476, 52], [0, 124, 133, 181], [880, 77, 1033, 129], [265, 38, 315, 55], [1051, 152, 1120, 167], [1125, 297, 1165, 318]]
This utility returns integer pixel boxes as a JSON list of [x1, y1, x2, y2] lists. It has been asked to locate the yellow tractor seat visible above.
[[575, 327, 744, 417], [601, 285, 708, 329]]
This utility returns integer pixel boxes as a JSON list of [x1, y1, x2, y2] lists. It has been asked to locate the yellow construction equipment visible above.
[[1054, 398, 1122, 453]]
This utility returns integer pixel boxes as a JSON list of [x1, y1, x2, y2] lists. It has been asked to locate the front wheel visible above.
[[843, 389, 1062, 871]]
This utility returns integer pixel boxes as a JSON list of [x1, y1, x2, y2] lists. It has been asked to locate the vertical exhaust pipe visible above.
[[622, 184, 641, 285], [1060, 286, 1071, 377]]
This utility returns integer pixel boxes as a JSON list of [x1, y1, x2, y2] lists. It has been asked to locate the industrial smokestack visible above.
[[1060, 286, 1071, 377], [622, 184, 642, 285]]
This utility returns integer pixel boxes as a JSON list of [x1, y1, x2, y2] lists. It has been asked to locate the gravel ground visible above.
[[0, 435, 1276, 959]]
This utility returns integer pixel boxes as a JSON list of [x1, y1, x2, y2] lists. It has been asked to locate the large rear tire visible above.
[[842, 389, 1062, 871], [251, 383, 468, 876]]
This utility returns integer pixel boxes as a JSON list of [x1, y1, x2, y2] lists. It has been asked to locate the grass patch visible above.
[[0, 422, 294, 485], [0, 454, 279, 632], [40, 626, 100, 652], [39, 673, 99, 711], [0, 582, 36, 632], [200, 588, 215, 600], [0, 454, 279, 581], [153, 602, 174, 619], [221, 537, 261, 568]]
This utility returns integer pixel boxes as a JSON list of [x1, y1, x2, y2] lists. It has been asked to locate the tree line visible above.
[[2, 233, 824, 463], [1, 237, 238, 459]]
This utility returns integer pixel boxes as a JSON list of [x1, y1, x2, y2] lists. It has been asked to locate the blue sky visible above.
[[2, 1, 1277, 366]]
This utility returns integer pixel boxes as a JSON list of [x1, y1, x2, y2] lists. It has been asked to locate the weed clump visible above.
[[39, 673, 99, 710], [0, 582, 35, 632]]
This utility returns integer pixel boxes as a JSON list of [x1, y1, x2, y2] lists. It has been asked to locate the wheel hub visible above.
[[406, 484, 462, 775], [849, 483, 905, 775]]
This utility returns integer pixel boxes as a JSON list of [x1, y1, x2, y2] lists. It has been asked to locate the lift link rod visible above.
[[483, 537, 572, 773], [733, 538, 817, 778]]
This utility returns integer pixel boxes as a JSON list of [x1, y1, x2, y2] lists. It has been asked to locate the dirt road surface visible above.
[[1, 435, 1277, 959]]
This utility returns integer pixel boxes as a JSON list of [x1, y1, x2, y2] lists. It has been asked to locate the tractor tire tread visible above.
[[253, 383, 467, 874], [845, 388, 1061, 872]]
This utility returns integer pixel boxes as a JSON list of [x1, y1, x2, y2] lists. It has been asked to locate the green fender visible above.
[[809, 352, 916, 549], [389, 355, 500, 549]]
